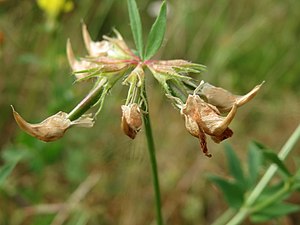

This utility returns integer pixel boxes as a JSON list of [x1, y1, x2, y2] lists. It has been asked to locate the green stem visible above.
[[225, 123, 300, 225], [211, 208, 236, 225], [142, 89, 164, 225], [251, 182, 289, 213], [67, 78, 106, 120]]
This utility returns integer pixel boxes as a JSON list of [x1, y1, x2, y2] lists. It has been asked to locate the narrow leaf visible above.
[[263, 150, 292, 177], [247, 142, 263, 187], [127, 0, 143, 58], [208, 175, 244, 209], [250, 202, 300, 223], [0, 161, 18, 186], [252, 141, 291, 177], [144, 1, 167, 60], [224, 144, 246, 190]]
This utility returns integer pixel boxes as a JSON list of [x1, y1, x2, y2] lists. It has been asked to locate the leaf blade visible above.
[[263, 150, 291, 177], [208, 175, 244, 209], [250, 202, 300, 223], [127, 0, 144, 58], [247, 142, 264, 187], [144, 1, 167, 60], [224, 144, 246, 190]]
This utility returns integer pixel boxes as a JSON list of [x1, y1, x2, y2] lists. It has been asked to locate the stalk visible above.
[[142, 87, 164, 225], [67, 78, 106, 121]]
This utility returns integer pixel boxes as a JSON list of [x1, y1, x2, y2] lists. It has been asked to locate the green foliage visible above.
[[1, 0, 300, 224], [209, 140, 300, 224], [127, 0, 144, 58], [251, 141, 292, 177], [247, 142, 263, 187], [224, 144, 246, 190], [0, 162, 17, 186], [207, 175, 244, 209], [251, 202, 300, 223], [144, 1, 167, 60], [0, 146, 27, 187], [127, 0, 167, 60]]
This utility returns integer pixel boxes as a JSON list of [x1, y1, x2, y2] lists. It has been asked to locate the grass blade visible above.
[[0, 161, 18, 186]]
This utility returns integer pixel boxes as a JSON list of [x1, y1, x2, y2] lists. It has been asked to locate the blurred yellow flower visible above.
[[37, 0, 74, 20]]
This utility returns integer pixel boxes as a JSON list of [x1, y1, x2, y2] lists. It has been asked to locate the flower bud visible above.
[[121, 103, 142, 139], [12, 106, 94, 142]]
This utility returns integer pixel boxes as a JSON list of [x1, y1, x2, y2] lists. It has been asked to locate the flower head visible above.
[[13, 21, 263, 158], [67, 24, 137, 83]]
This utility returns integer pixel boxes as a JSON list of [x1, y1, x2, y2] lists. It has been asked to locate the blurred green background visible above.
[[0, 0, 299, 224]]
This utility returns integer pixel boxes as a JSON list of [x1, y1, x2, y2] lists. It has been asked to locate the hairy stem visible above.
[[142, 88, 164, 225]]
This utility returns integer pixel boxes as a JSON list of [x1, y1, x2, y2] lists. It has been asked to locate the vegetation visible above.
[[0, 0, 300, 224]]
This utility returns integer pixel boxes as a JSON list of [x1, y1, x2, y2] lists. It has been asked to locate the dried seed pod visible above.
[[121, 103, 142, 139], [12, 106, 94, 142], [200, 81, 264, 113], [183, 113, 211, 157], [181, 94, 238, 156], [82, 23, 111, 57], [66, 39, 96, 79]]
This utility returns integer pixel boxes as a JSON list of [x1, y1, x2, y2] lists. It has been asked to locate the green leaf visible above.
[[256, 181, 290, 204], [250, 202, 300, 223], [247, 142, 263, 187], [263, 150, 291, 177], [0, 161, 18, 186], [224, 144, 246, 190], [127, 0, 144, 58], [208, 175, 244, 209], [252, 141, 291, 177], [144, 1, 167, 60]]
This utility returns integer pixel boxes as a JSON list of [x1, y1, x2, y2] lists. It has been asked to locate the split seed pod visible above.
[[121, 103, 142, 139], [200, 81, 264, 113], [12, 106, 94, 142], [181, 95, 237, 157]]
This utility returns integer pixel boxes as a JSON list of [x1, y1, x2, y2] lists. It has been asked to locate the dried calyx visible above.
[[179, 81, 264, 157], [12, 106, 94, 142]]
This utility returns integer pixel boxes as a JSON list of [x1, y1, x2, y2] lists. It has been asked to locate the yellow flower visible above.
[[37, 0, 74, 20]]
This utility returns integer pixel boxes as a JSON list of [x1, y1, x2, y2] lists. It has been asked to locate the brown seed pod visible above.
[[121, 103, 142, 139], [12, 106, 94, 142], [12, 106, 71, 142]]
